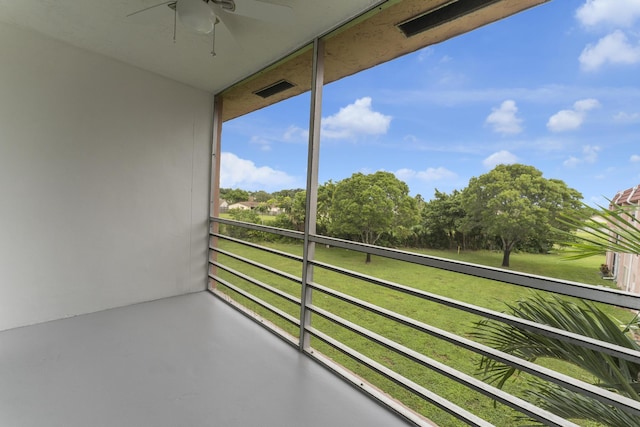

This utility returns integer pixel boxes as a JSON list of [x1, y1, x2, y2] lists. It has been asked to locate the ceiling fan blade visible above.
[[225, 0, 294, 24], [127, 1, 175, 17], [210, 3, 244, 47]]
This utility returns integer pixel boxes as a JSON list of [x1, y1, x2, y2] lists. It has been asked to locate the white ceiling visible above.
[[0, 0, 383, 94]]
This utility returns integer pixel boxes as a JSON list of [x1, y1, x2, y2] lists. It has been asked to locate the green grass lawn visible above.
[[218, 212, 277, 224], [212, 240, 633, 426]]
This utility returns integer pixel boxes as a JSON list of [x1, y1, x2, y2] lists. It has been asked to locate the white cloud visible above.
[[437, 71, 467, 87], [250, 136, 272, 152], [579, 30, 640, 71], [283, 125, 308, 141], [574, 98, 600, 111], [322, 97, 392, 139], [417, 47, 434, 62], [576, 0, 640, 28], [563, 156, 581, 168], [395, 167, 457, 182], [220, 152, 296, 190], [483, 150, 518, 169], [594, 167, 616, 181], [614, 111, 640, 123], [244, 125, 308, 151], [547, 98, 600, 132], [563, 145, 601, 167], [582, 144, 601, 163], [631, 154, 640, 162], [403, 134, 419, 143], [382, 84, 640, 109], [485, 100, 523, 135], [522, 136, 568, 153], [547, 110, 584, 131]]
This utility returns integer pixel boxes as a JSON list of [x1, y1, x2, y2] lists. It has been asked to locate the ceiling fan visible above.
[[128, 0, 293, 56]]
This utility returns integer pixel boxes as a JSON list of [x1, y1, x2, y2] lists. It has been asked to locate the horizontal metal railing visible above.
[[208, 217, 640, 426], [309, 259, 640, 364], [309, 234, 640, 311], [307, 282, 640, 419], [306, 305, 573, 427]]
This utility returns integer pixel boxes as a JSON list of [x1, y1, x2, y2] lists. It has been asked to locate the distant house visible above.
[[228, 201, 260, 211], [219, 199, 229, 213], [605, 184, 640, 294], [267, 205, 283, 215], [226, 200, 283, 215]]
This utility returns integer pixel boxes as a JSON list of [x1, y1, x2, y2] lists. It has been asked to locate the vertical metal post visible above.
[[299, 38, 324, 351], [208, 95, 223, 289]]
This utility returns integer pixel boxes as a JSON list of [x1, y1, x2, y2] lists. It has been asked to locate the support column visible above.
[[208, 95, 223, 289], [299, 38, 324, 351]]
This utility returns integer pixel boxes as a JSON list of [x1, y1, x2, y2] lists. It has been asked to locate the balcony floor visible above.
[[0, 292, 412, 427]]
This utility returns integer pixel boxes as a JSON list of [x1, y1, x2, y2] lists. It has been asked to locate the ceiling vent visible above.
[[253, 80, 295, 98], [397, 0, 501, 38]]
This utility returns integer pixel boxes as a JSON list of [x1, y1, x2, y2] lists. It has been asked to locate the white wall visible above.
[[0, 23, 212, 330]]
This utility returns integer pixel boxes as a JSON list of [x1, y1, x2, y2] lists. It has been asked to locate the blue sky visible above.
[[221, 0, 640, 205]]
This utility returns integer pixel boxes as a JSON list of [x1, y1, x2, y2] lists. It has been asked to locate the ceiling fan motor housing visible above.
[[177, 0, 217, 34]]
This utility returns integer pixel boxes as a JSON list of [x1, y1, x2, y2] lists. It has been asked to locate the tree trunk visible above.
[[501, 249, 511, 267], [501, 238, 515, 267], [365, 252, 371, 264]]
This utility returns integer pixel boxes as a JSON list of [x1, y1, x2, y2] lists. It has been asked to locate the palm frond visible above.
[[559, 201, 640, 259], [522, 381, 640, 427], [472, 294, 640, 426]]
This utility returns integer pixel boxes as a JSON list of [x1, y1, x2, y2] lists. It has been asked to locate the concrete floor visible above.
[[0, 292, 413, 427]]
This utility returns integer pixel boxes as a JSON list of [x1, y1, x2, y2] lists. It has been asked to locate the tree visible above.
[[250, 190, 271, 203], [269, 182, 334, 234], [219, 188, 250, 204], [317, 180, 336, 235], [289, 190, 307, 231], [272, 188, 304, 200], [225, 208, 261, 239], [255, 202, 270, 214], [461, 164, 582, 267], [277, 195, 293, 214], [328, 171, 419, 263], [421, 189, 466, 250]]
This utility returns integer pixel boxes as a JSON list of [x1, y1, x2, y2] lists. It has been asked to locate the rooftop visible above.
[[613, 185, 640, 205]]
